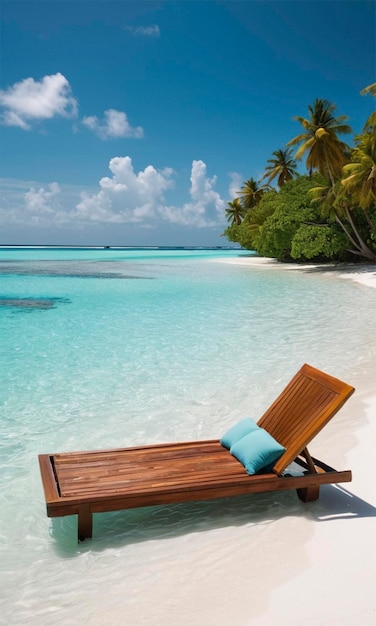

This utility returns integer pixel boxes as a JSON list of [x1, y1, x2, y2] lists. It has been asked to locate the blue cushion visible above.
[[230, 428, 286, 475], [220, 418, 259, 450]]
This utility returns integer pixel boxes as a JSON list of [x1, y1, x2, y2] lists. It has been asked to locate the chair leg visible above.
[[78, 505, 93, 541], [297, 485, 320, 502]]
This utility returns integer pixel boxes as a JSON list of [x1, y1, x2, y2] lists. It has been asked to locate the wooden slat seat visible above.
[[38, 364, 355, 541]]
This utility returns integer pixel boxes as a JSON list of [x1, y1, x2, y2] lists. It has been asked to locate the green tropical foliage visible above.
[[310, 176, 376, 262], [237, 177, 268, 209], [225, 198, 246, 225], [290, 224, 347, 261], [361, 83, 376, 97], [361, 82, 376, 129], [223, 87, 376, 263], [223, 190, 278, 250], [255, 175, 336, 260], [262, 148, 298, 187], [287, 98, 352, 182], [341, 131, 376, 211]]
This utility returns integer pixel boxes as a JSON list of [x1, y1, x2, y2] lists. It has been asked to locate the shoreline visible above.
[[213, 254, 376, 625], [3, 251, 375, 625], [215, 254, 376, 290], [120, 255, 376, 626]]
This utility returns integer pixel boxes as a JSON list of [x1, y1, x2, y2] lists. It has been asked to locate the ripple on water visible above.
[[1, 251, 376, 624]]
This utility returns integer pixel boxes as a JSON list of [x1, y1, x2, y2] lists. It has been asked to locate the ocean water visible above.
[[1, 247, 375, 625]]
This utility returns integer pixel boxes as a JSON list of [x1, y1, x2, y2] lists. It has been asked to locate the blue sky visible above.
[[1, 0, 375, 246]]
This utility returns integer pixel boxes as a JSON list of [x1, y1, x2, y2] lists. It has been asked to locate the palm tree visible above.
[[310, 181, 376, 262], [262, 148, 298, 187], [287, 98, 352, 183], [360, 82, 376, 131], [238, 177, 269, 209], [310, 138, 376, 263], [341, 131, 376, 212], [225, 198, 245, 225]]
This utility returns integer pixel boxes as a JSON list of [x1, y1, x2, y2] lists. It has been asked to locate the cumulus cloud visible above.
[[23, 183, 66, 224], [228, 172, 242, 199], [160, 160, 225, 227], [0, 179, 80, 227], [75, 158, 225, 227], [75, 156, 174, 223], [0, 73, 78, 129], [82, 109, 144, 140], [124, 24, 160, 37], [1, 159, 228, 231]]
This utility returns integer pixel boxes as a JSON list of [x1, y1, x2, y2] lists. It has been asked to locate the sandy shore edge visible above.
[[212, 254, 376, 625], [215, 254, 376, 289]]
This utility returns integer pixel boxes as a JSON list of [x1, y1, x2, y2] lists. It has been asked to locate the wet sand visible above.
[[204, 255, 376, 625]]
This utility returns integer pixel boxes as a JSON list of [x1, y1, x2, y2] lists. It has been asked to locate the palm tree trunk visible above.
[[334, 214, 359, 248], [335, 209, 376, 262], [328, 160, 376, 262], [361, 208, 375, 232]]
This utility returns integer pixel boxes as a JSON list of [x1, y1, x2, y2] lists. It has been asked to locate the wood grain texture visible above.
[[38, 364, 355, 540]]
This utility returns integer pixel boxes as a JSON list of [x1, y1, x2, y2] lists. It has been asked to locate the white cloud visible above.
[[0, 73, 78, 129], [0, 179, 80, 227], [25, 182, 60, 210], [160, 160, 225, 227], [82, 109, 144, 140], [76, 158, 225, 227], [228, 172, 242, 200], [0, 159, 228, 231], [75, 156, 174, 223], [124, 24, 160, 37], [24, 183, 64, 223]]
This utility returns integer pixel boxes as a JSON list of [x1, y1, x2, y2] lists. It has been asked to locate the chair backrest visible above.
[[257, 363, 355, 474]]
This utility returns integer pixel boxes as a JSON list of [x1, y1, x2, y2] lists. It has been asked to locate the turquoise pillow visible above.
[[220, 418, 259, 450], [230, 428, 286, 475]]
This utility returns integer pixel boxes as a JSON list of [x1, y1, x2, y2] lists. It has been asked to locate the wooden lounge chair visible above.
[[38, 364, 355, 541]]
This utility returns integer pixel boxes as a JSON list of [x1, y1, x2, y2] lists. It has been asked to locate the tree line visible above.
[[223, 84, 376, 263]]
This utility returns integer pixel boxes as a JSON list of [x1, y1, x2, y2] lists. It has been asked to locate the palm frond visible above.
[[361, 82, 376, 97]]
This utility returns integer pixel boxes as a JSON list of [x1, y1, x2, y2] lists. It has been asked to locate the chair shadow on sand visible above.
[[309, 483, 376, 521], [50, 482, 376, 557]]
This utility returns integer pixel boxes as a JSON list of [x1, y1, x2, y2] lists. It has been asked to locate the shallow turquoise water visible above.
[[1, 248, 375, 624]]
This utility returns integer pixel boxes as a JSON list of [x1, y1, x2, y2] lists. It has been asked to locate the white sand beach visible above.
[[216, 254, 376, 290], [95, 256, 376, 626], [200, 255, 376, 626]]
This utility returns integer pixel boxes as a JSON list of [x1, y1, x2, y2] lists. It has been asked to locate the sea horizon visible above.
[[0, 244, 243, 249]]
